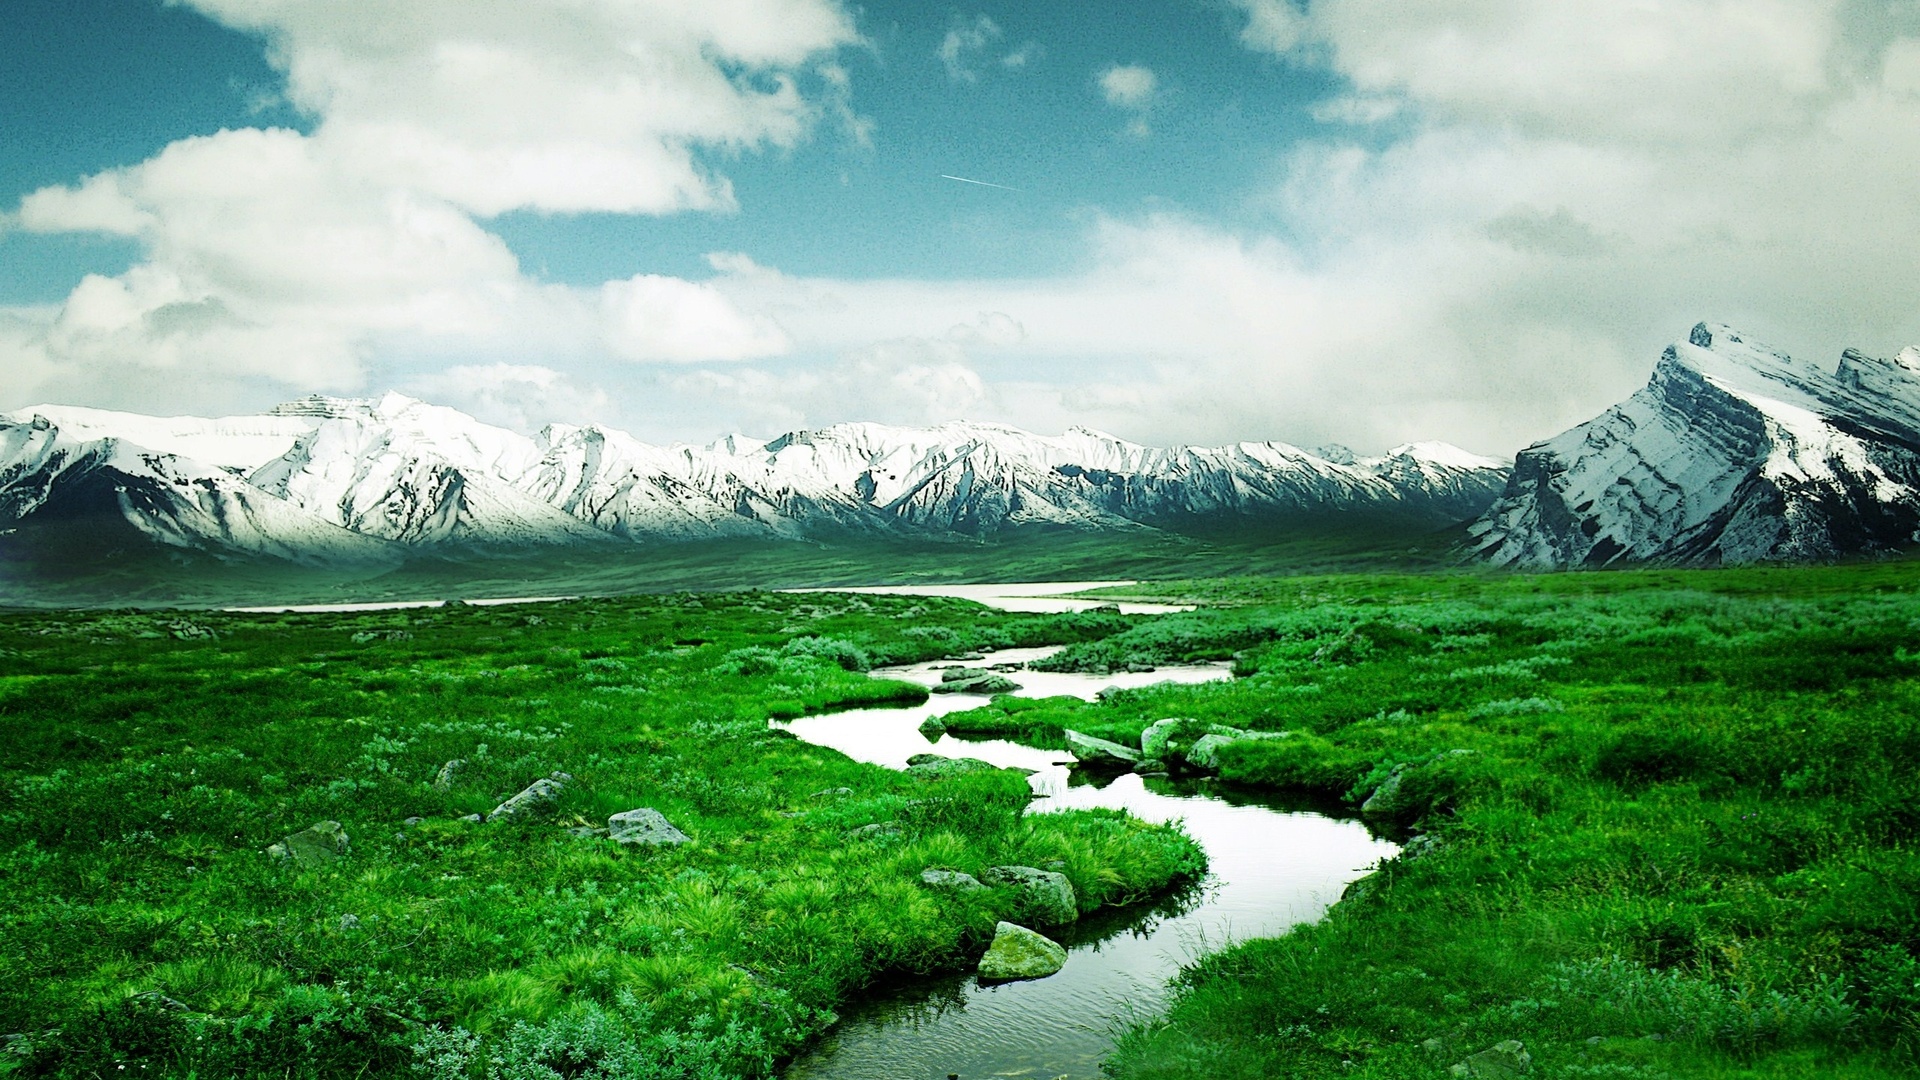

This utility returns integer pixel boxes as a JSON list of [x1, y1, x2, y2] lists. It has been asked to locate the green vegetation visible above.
[[1053, 564, 1920, 1079], [0, 592, 1201, 1078], [8, 559, 1920, 1079]]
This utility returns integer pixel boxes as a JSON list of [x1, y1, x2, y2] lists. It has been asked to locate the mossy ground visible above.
[[7, 560, 1920, 1079], [0, 592, 1200, 1078]]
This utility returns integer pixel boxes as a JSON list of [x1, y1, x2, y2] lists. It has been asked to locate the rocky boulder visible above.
[[984, 864, 1078, 925], [920, 868, 987, 893], [904, 754, 1000, 779], [1451, 1040, 1531, 1078], [487, 771, 573, 821], [266, 820, 349, 866], [932, 668, 1022, 695], [976, 921, 1067, 981], [608, 808, 691, 846], [1063, 729, 1140, 770]]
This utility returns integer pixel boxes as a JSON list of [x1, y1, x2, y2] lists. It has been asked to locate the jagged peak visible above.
[[268, 394, 378, 419], [1383, 441, 1508, 470]]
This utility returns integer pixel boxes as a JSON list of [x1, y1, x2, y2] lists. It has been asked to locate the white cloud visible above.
[[1099, 64, 1158, 109], [600, 274, 790, 363], [938, 15, 1003, 83], [1230, 0, 1309, 55], [404, 363, 612, 433], [8, 0, 855, 410]]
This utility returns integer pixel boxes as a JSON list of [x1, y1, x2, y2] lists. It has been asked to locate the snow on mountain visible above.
[[0, 412, 398, 567], [1, 395, 1510, 564], [1469, 323, 1920, 567]]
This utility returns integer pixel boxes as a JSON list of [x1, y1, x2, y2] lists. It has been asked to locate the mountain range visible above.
[[9, 320, 1920, 583], [0, 395, 1507, 570]]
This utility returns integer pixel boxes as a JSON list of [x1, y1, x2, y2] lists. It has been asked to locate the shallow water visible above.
[[775, 650, 1396, 1080], [785, 580, 1194, 615]]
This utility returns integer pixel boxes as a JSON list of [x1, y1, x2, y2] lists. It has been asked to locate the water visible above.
[[775, 649, 1397, 1080], [224, 595, 576, 613], [784, 580, 1194, 615]]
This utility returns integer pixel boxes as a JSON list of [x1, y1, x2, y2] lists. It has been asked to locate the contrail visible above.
[[941, 174, 1021, 192]]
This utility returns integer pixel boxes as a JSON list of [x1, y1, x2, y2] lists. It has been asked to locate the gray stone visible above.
[[608, 808, 691, 846], [1401, 834, 1445, 861], [976, 921, 1067, 981], [1451, 1040, 1531, 1078], [1184, 732, 1237, 771], [905, 754, 1000, 779], [487, 771, 573, 821], [266, 820, 349, 866], [402, 816, 425, 827], [849, 822, 903, 841], [1139, 718, 1187, 759], [920, 868, 987, 892], [1360, 762, 1414, 820], [983, 864, 1078, 926], [917, 714, 949, 739], [1063, 729, 1140, 770], [810, 787, 853, 799], [458, 813, 484, 824], [1133, 757, 1168, 774], [432, 759, 466, 791], [930, 671, 1021, 695]]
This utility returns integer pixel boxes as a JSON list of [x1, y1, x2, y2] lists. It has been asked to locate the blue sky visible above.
[[5, 1, 1919, 452]]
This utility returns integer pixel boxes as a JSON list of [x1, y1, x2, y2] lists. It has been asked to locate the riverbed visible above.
[[774, 647, 1397, 1080]]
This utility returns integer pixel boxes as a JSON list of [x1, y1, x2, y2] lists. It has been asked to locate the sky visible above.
[[5, 0, 1920, 455]]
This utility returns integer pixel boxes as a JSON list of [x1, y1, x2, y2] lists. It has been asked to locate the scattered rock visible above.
[[1450, 1040, 1531, 1078], [1421, 1036, 1451, 1057], [954, 652, 986, 661], [1133, 757, 1168, 774], [932, 668, 1022, 694], [905, 754, 1001, 779], [1401, 834, 1445, 861], [1139, 719, 1187, 759], [266, 820, 349, 866], [487, 771, 573, 822], [1360, 763, 1414, 820], [810, 787, 853, 799], [920, 868, 987, 892], [458, 813, 484, 824], [1184, 733, 1237, 772], [1063, 729, 1141, 770], [1125, 661, 1156, 673], [984, 864, 1077, 926], [917, 714, 949, 739], [849, 822, 903, 841], [402, 816, 425, 827], [432, 759, 466, 792], [608, 808, 691, 846], [976, 921, 1067, 981]]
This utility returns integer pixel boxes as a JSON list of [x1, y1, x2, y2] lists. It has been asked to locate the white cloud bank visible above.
[[8, 0, 1920, 456]]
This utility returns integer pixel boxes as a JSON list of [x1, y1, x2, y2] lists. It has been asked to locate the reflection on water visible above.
[[776, 650, 1396, 1080], [784, 580, 1194, 615]]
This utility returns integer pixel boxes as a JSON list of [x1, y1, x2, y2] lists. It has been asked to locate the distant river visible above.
[[783, 580, 1193, 615], [774, 647, 1396, 1080]]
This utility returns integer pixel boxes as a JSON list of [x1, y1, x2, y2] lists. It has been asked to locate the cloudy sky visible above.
[[5, 0, 1920, 455]]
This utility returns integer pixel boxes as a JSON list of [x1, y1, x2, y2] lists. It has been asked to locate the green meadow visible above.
[[3, 561, 1919, 1078]]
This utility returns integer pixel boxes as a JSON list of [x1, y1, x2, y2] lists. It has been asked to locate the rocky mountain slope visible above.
[[0, 394, 1508, 565], [1469, 323, 1920, 566]]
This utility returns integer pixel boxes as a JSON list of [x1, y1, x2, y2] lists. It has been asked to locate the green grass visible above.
[[8, 559, 1920, 1078], [0, 592, 1202, 1078], [1045, 564, 1920, 1079]]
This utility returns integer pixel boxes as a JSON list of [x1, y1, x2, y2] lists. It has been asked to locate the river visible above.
[[773, 646, 1396, 1080]]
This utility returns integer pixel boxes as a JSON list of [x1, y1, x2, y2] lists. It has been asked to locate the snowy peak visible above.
[[0, 396, 1511, 567], [1470, 322, 1920, 567]]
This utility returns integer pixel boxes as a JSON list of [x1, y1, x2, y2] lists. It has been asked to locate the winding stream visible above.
[[774, 647, 1397, 1080]]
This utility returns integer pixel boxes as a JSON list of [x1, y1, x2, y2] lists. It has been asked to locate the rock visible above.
[[917, 714, 949, 739], [976, 921, 1067, 981], [458, 813, 484, 824], [1140, 718, 1186, 759], [266, 820, 349, 866], [1133, 757, 1168, 774], [920, 868, 987, 893], [1184, 732, 1237, 771], [1451, 1040, 1531, 1078], [1063, 729, 1140, 770], [849, 822, 903, 841], [810, 787, 853, 799], [1401, 834, 1445, 861], [487, 771, 573, 821], [905, 755, 1000, 779], [1125, 661, 1156, 673], [930, 671, 1021, 695], [983, 864, 1078, 925], [608, 808, 691, 846], [338, 914, 361, 931], [402, 816, 425, 827], [432, 759, 466, 791], [954, 652, 986, 661], [1360, 763, 1414, 820]]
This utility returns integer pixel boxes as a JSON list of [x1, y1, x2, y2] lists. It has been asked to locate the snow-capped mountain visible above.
[[0, 394, 1508, 565], [1469, 323, 1920, 567]]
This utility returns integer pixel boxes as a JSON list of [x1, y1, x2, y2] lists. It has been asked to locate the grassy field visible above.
[[4, 561, 1919, 1078], [0, 593, 1201, 1078]]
